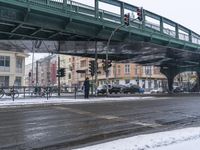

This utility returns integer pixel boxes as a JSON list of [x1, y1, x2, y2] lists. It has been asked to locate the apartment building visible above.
[[70, 56, 167, 90], [25, 54, 168, 90], [25, 54, 72, 87], [0, 50, 28, 86]]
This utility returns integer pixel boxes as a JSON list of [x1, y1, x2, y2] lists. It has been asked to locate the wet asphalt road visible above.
[[1, 96, 200, 150]]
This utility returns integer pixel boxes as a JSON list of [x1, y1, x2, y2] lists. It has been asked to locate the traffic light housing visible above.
[[89, 60, 95, 76], [102, 60, 112, 72], [60, 68, 65, 77], [124, 13, 130, 26], [57, 68, 65, 77], [56, 69, 61, 77], [137, 7, 143, 21], [107, 60, 112, 68]]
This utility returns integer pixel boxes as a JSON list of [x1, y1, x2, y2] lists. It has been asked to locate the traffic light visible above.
[[56, 69, 61, 77], [56, 68, 65, 77], [60, 68, 65, 77], [124, 13, 130, 26], [89, 60, 95, 76], [137, 7, 143, 21], [28, 72, 31, 77], [102, 60, 112, 72], [107, 60, 112, 68]]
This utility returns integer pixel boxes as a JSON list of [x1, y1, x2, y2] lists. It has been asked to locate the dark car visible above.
[[97, 84, 124, 95], [173, 86, 184, 93], [122, 84, 143, 94], [96, 85, 107, 94], [109, 84, 124, 94]]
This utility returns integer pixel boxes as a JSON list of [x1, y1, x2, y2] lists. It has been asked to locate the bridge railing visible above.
[[12, 0, 200, 46]]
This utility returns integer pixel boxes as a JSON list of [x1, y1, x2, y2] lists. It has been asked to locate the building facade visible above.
[[25, 54, 72, 88], [70, 56, 167, 90], [0, 50, 27, 87], [25, 54, 168, 90]]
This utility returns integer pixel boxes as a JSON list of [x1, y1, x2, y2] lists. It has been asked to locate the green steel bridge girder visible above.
[[0, 0, 200, 53]]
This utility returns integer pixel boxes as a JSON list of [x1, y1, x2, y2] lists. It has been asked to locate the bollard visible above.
[[74, 86, 77, 99]]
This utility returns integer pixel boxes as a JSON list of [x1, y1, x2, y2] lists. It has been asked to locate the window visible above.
[[0, 56, 10, 67], [15, 77, 21, 86], [154, 66, 160, 74], [80, 60, 86, 67], [135, 65, 138, 75], [16, 57, 23, 73], [144, 66, 152, 75], [125, 64, 130, 75], [117, 65, 121, 75], [0, 76, 9, 87], [68, 73, 71, 79]]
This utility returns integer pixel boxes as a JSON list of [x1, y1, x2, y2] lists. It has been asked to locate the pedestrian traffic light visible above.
[[124, 13, 130, 26], [137, 7, 143, 21], [89, 60, 95, 76], [60, 68, 65, 77]]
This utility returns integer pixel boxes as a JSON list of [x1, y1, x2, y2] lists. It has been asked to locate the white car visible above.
[[150, 88, 164, 94]]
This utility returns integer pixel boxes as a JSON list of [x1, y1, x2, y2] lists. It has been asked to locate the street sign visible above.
[[76, 70, 86, 73]]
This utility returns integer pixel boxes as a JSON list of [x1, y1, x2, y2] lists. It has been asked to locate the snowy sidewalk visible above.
[[74, 127, 200, 150], [0, 96, 155, 108]]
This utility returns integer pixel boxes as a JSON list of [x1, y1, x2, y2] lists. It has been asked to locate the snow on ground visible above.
[[74, 127, 200, 150], [0, 96, 155, 108]]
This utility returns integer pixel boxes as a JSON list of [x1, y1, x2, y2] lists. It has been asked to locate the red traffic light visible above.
[[136, 7, 143, 21], [124, 13, 130, 26]]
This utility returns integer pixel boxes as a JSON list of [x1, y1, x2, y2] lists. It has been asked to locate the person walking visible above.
[[84, 77, 90, 98]]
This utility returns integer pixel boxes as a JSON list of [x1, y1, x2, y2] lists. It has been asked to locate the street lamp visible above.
[[105, 24, 125, 95], [105, 12, 144, 95]]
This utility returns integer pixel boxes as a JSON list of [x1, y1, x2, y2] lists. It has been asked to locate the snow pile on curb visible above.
[[0, 96, 154, 108], [74, 127, 200, 150]]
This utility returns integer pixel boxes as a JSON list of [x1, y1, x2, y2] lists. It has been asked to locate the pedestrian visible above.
[[84, 77, 90, 98]]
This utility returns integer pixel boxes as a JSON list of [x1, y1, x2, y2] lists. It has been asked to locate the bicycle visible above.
[[31, 87, 52, 98], [0, 88, 19, 98]]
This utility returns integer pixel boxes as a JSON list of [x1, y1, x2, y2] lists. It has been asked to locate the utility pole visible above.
[[31, 41, 35, 87], [57, 42, 61, 96], [36, 60, 39, 86], [114, 61, 117, 84]]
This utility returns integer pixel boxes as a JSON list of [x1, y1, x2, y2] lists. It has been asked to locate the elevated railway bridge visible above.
[[0, 0, 200, 91]]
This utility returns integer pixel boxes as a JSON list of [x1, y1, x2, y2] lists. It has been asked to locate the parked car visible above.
[[121, 84, 143, 94], [97, 84, 124, 95], [173, 86, 184, 93], [96, 85, 107, 95], [150, 88, 165, 94]]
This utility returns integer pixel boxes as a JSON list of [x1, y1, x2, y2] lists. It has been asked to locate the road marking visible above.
[[129, 121, 162, 127], [97, 115, 119, 120]]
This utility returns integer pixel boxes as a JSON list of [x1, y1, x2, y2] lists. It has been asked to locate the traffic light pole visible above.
[[57, 41, 61, 97], [95, 41, 98, 96], [58, 55, 61, 96], [106, 24, 125, 96]]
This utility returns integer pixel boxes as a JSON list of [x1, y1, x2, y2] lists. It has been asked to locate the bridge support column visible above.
[[160, 66, 178, 93], [197, 72, 200, 92]]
